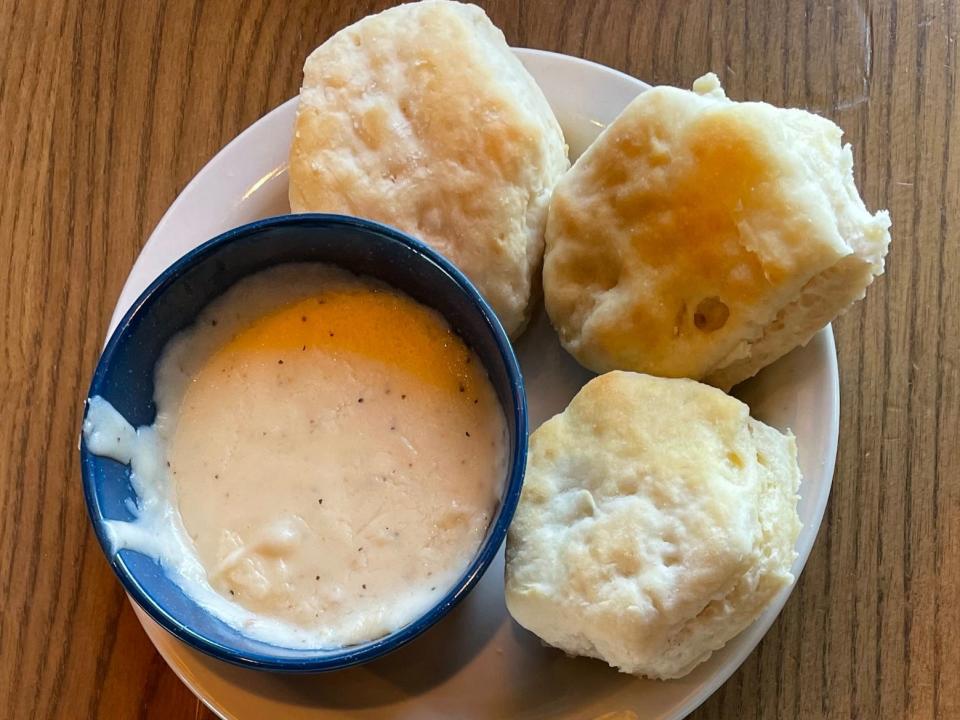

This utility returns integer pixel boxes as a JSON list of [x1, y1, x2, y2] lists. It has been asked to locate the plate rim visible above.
[[110, 47, 840, 720]]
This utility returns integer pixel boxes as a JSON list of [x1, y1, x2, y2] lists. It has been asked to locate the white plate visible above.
[[110, 49, 839, 720]]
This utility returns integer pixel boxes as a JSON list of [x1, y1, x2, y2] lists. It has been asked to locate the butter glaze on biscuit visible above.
[[543, 73, 890, 388]]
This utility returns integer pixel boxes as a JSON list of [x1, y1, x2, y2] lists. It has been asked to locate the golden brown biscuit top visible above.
[[544, 77, 851, 380]]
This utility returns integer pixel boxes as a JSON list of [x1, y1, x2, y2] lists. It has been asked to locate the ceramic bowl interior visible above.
[[80, 213, 528, 671]]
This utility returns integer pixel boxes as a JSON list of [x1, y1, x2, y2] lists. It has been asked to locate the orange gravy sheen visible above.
[[157, 264, 508, 646]]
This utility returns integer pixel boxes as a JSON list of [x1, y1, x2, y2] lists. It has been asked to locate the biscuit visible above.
[[543, 73, 890, 388], [289, 1, 569, 336], [504, 371, 802, 679]]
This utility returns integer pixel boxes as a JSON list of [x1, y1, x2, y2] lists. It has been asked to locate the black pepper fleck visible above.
[[358, 397, 364, 403], [315, 575, 320, 581], [214, 474, 219, 479], [401, 394, 407, 400], [430, 586, 436, 591], [165, 461, 170, 467], [390, 425, 396, 431], [358, 547, 363, 552], [362, 584, 367, 589], [318, 498, 323, 505], [458, 384, 465, 392], [229, 589, 234, 595], [302, 345, 306, 351], [278, 359, 284, 365], [473, 399, 478, 404], [211, 319, 218, 326], [465, 431, 471, 437], [301, 315, 307, 322], [329, 332, 334, 337]]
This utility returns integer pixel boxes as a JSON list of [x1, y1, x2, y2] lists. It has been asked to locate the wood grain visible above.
[[0, 0, 956, 717]]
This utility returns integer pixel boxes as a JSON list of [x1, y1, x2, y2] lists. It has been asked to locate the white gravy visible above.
[[84, 264, 508, 648]]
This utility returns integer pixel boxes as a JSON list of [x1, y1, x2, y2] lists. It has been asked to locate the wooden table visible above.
[[1, 0, 956, 717]]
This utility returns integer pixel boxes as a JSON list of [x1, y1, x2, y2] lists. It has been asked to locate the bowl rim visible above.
[[80, 212, 529, 672]]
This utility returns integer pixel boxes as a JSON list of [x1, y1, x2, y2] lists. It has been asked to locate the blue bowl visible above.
[[80, 213, 528, 671]]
